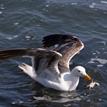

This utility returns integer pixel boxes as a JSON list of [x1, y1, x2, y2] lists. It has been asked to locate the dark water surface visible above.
[[0, 0, 107, 107]]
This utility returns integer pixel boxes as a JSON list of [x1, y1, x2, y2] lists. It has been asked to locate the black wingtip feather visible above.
[[42, 34, 79, 47]]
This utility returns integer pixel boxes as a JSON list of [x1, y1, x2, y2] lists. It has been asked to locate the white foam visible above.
[[101, 1, 107, 4], [13, 35, 19, 38], [14, 22, 19, 26], [45, 4, 49, 7], [6, 35, 19, 40], [88, 58, 107, 65], [25, 35, 31, 39], [25, 35, 31, 40], [92, 52, 97, 55], [97, 64, 103, 67], [0, 11, 3, 14], [54, 44, 59, 48], [6, 37, 13, 40], [0, 4, 5, 10], [71, 3, 77, 5], [89, 3, 96, 9], [11, 100, 24, 105]]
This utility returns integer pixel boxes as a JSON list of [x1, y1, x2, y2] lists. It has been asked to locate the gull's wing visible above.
[[0, 48, 62, 75], [42, 34, 84, 72]]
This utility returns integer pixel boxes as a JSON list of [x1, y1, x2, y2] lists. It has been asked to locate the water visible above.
[[0, 0, 107, 107]]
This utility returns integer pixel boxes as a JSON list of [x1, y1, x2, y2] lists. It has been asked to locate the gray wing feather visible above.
[[0, 48, 62, 74], [42, 34, 84, 72]]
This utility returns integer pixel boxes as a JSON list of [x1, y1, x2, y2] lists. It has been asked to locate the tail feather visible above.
[[0, 49, 27, 60]]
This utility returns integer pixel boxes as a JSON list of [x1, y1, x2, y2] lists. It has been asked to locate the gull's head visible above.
[[72, 66, 92, 81]]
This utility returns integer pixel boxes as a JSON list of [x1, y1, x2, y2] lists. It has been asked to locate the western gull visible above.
[[0, 34, 92, 91]]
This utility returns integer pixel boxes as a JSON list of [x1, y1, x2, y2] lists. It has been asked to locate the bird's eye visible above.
[[78, 70, 80, 72]]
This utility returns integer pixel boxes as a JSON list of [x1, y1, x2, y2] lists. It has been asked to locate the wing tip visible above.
[[42, 34, 84, 48]]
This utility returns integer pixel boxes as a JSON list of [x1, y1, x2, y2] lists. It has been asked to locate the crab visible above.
[[87, 80, 100, 89]]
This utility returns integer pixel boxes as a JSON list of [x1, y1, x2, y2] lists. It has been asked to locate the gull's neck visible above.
[[61, 71, 80, 91]]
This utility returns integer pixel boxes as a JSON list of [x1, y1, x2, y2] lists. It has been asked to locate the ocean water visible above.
[[0, 0, 107, 107]]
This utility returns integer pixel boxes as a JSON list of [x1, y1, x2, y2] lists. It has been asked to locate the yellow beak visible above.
[[84, 74, 92, 81]]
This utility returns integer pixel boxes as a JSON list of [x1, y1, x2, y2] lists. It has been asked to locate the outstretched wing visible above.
[[0, 48, 62, 75], [31, 48, 62, 75], [42, 34, 84, 72]]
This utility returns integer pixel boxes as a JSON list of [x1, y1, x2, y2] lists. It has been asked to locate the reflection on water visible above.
[[30, 82, 103, 107]]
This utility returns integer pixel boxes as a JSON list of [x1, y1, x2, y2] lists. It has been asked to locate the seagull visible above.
[[0, 34, 92, 91]]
